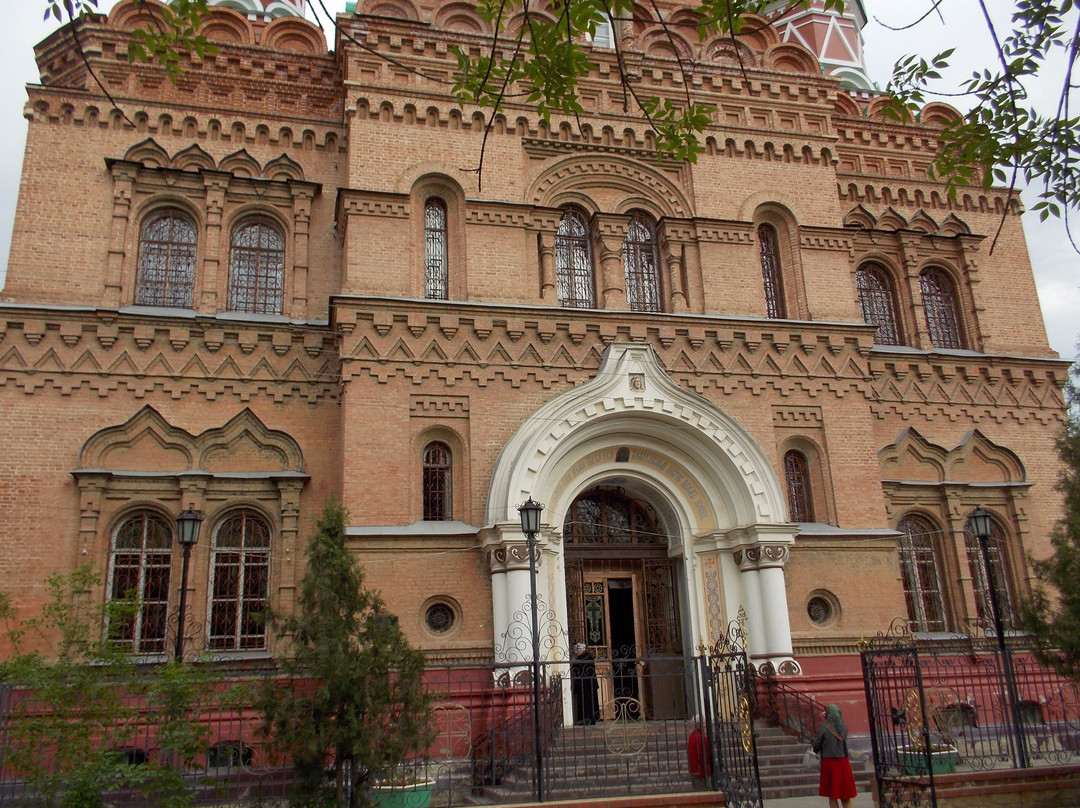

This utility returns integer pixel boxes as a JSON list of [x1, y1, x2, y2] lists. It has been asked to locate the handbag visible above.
[[802, 746, 820, 769]]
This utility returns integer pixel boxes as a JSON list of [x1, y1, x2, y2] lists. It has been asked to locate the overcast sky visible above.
[[1, 0, 1076, 360]]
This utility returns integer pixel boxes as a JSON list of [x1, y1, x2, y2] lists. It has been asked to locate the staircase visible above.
[[468, 721, 697, 804], [754, 723, 874, 801], [464, 720, 874, 804]]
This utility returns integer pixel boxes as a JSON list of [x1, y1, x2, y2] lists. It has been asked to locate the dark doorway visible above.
[[608, 579, 639, 709]]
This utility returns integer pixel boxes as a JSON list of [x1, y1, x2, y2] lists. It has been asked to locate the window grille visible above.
[[623, 212, 661, 312], [856, 263, 902, 345], [423, 441, 452, 521], [783, 450, 814, 522], [209, 509, 271, 651], [564, 490, 663, 545], [135, 212, 197, 308], [758, 224, 786, 319], [555, 208, 595, 308], [920, 268, 964, 349], [964, 517, 1017, 629], [228, 218, 285, 314], [424, 197, 448, 300], [897, 515, 948, 632], [109, 511, 173, 654]]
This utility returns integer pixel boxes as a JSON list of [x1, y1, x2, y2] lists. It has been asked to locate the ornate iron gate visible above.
[[861, 632, 936, 808], [699, 619, 763, 808]]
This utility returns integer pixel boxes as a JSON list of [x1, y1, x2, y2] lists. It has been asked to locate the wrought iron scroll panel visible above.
[[703, 622, 763, 808]]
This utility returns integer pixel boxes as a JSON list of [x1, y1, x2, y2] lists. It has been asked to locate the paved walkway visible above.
[[764, 792, 875, 808]]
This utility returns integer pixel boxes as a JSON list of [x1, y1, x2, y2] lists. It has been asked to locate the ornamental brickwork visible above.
[[0, 0, 1068, 709]]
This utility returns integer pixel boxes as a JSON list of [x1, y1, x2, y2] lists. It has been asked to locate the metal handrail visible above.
[[759, 674, 825, 743]]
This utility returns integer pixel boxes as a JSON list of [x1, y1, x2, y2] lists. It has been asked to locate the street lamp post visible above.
[[517, 497, 544, 802], [174, 506, 205, 662], [967, 506, 1029, 768]]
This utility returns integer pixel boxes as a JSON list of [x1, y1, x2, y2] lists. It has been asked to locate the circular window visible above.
[[807, 597, 832, 625], [806, 590, 839, 627], [424, 602, 456, 634]]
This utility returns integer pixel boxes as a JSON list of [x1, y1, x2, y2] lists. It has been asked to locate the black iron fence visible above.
[[862, 621, 1080, 808], [0, 647, 760, 807], [757, 673, 827, 744]]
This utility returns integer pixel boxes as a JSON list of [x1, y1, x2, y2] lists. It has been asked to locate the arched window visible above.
[[783, 450, 814, 522], [109, 511, 173, 654], [920, 268, 965, 349], [424, 197, 448, 300], [555, 207, 594, 308], [135, 211, 197, 308], [228, 217, 285, 314], [856, 263, 902, 345], [209, 509, 271, 651], [623, 211, 661, 312], [758, 224, 786, 319], [897, 514, 948, 632], [423, 441, 452, 521], [964, 515, 1017, 629]]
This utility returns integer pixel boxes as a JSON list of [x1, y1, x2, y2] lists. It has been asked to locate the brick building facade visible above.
[[0, 0, 1070, 719]]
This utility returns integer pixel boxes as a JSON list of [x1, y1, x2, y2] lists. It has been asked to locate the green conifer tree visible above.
[[1021, 358, 1080, 680], [259, 500, 432, 808]]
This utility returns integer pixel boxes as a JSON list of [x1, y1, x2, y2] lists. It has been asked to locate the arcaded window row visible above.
[[110, 508, 271, 655], [136, 211, 286, 315]]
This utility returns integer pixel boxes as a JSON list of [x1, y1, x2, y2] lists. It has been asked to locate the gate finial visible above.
[[737, 605, 749, 647]]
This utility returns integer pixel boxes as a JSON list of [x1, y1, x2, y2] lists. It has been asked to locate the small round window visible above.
[[425, 602, 456, 634], [807, 591, 839, 627]]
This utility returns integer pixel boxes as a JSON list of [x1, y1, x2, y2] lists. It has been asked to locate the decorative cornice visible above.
[[0, 307, 339, 404]]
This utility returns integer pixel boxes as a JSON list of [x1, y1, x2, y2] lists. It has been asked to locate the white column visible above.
[[736, 542, 800, 675], [737, 559, 768, 661], [759, 564, 795, 659], [505, 551, 535, 663], [490, 548, 509, 663]]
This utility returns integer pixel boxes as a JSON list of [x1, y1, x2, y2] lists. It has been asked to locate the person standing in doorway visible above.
[[812, 703, 857, 808], [570, 642, 599, 725]]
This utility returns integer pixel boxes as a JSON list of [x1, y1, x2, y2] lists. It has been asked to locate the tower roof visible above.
[[208, 0, 305, 20]]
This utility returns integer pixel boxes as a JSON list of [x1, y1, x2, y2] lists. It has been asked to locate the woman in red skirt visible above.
[[812, 703, 857, 808]]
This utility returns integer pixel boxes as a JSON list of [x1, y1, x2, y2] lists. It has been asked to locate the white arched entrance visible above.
[[481, 343, 800, 676]]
